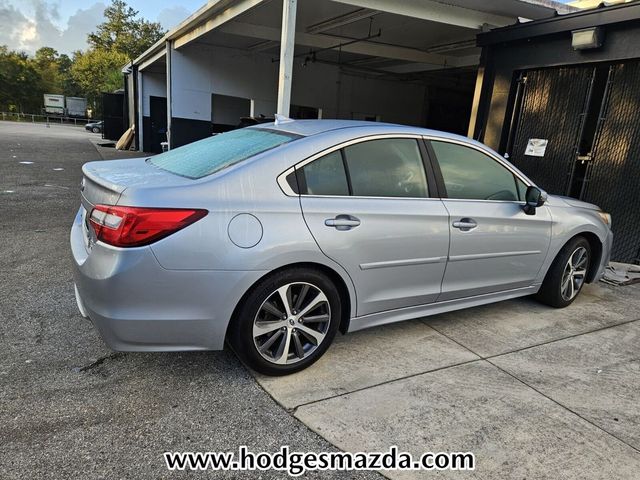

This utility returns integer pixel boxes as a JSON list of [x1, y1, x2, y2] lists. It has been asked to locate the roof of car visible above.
[[252, 119, 464, 140]]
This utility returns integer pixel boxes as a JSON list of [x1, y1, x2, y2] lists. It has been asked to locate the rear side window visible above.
[[301, 150, 350, 196], [430, 140, 521, 201], [298, 138, 429, 198], [343, 139, 428, 198], [149, 128, 297, 179]]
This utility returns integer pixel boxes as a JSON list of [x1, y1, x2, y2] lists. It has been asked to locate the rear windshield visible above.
[[148, 128, 298, 179]]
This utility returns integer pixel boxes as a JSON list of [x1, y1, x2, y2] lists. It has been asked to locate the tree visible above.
[[88, 0, 165, 62], [57, 53, 83, 97], [0, 1, 164, 115], [0, 46, 41, 112], [75, 0, 165, 114], [70, 49, 129, 109], [33, 47, 65, 95]]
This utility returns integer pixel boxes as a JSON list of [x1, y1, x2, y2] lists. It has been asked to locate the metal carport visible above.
[[126, 0, 570, 151]]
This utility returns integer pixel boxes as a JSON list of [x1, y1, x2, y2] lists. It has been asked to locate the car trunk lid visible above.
[[80, 157, 194, 210], [80, 158, 199, 248]]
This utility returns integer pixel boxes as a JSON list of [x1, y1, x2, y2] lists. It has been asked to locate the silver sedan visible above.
[[71, 120, 612, 375]]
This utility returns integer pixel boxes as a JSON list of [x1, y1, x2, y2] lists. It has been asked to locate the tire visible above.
[[92, 127, 100, 133], [536, 236, 591, 308], [229, 268, 341, 376]]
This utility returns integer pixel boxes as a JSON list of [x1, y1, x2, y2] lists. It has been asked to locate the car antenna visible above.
[[274, 114, 294, 125]]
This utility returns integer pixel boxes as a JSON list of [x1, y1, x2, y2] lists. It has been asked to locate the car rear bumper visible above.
[[70, 208, 266, 351]]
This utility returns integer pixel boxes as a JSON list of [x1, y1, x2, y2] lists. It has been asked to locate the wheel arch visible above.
[[548, 231, 603, 284], [579, 231, 603, 283], [226, 262, 355, 340]]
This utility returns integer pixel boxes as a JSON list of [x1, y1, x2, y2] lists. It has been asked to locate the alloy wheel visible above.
[[560, 246, 588, 301], [252, 282, 331, 365]]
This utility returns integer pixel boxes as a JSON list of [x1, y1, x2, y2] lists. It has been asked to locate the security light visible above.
[[572, 27, 604, 50]]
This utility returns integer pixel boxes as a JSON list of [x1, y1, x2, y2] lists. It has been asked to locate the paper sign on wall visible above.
[[524, 138, 548, 157]]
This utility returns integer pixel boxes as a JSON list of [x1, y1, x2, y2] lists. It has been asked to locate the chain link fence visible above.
[[0, 112, 93, 127]]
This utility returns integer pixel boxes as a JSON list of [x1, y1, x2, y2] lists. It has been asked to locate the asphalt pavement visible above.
[[0, 121, 381, 480]]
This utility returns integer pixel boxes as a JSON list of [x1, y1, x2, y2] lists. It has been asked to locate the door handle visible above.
[[452, 218, 477, 231], [325, 215, 361, 230]]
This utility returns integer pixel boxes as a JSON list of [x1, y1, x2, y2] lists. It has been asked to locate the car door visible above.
[[427, 138, 552, 301], [298, 135, 450, 316]]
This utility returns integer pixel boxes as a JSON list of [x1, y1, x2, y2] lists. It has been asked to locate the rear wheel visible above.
[[536, 236, 591, 308], [92, 127, 100, 133], [230, 268, 341, 375]]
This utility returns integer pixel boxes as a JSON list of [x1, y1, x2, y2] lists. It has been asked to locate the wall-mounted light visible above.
[[572, 27, 604, 50]]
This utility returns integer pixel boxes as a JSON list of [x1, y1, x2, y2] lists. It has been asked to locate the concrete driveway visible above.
[[257, 282, 640, 479], [2, 121, 638, 479]]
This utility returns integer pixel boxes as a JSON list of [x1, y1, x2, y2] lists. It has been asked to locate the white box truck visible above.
[[43, 94, 65, 115], [66, 97, 87, 117]]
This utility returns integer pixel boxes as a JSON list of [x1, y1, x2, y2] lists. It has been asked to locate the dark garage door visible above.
[[507, 66, 593, 195], [507, 62, 640, 263], [102, 92, 125, 141], [583, 62, 640, 263]]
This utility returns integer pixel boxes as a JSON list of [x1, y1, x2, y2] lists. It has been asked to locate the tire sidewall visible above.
[[541, 237, 591, 308], [231, 268, 341, 376]]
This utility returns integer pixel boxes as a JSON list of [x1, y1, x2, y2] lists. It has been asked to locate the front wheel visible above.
[[536, 237, 591, 308], [230, 268, 341, 376], [92, 127, 100, 133]]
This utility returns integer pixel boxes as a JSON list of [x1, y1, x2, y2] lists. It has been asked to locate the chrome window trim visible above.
[[423, 135, 533, 201], [276, 134, 426, 198], [442, 198, 526, 205], [277, 166, 297, 196], [297, 194, 444, 201]]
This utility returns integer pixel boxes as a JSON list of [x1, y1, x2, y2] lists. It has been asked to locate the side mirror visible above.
[[523, 186, 547, 215]]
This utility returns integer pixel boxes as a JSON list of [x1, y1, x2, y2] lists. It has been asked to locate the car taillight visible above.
[[89, 205, 207, 247]]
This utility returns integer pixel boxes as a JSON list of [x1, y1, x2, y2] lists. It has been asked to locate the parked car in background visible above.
[[85, 121, 103, 133], [71, 120, 612, 376]]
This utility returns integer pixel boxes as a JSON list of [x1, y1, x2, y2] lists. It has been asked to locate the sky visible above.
[[0, 0, 205, 55]]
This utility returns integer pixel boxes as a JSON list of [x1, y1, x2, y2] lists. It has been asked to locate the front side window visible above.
[[343, 138, 428, 198], [149, 128, 297, 179], [430, 140, 521, 201]]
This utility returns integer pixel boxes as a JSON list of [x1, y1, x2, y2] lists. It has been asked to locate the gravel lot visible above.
[[0, 121, 381, 480]]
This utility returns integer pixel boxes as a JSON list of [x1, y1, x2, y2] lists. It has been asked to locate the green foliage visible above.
[[70, 49, 129, 108], [33, 48, 70, 96], [0, 46, 43, 112], [0, 0, 165, 115], [88, 0, 165, 62]]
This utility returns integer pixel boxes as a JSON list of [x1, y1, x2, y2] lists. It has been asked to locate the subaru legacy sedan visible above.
[[71, 120, 612, 375]]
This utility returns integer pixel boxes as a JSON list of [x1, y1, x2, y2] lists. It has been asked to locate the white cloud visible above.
[[0, 1, 32, 50], [59, 3, 105, 53], [0, 0, 105, 54], [157, 5, 190, 30]]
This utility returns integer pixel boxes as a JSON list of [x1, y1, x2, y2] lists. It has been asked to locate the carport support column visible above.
[[276, 0, 297, 117], [166, 40, 173, 150], [137, 69, 144, 151]]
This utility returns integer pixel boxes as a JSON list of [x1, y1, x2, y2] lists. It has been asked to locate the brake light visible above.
[[89, 205, 207, 247]]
